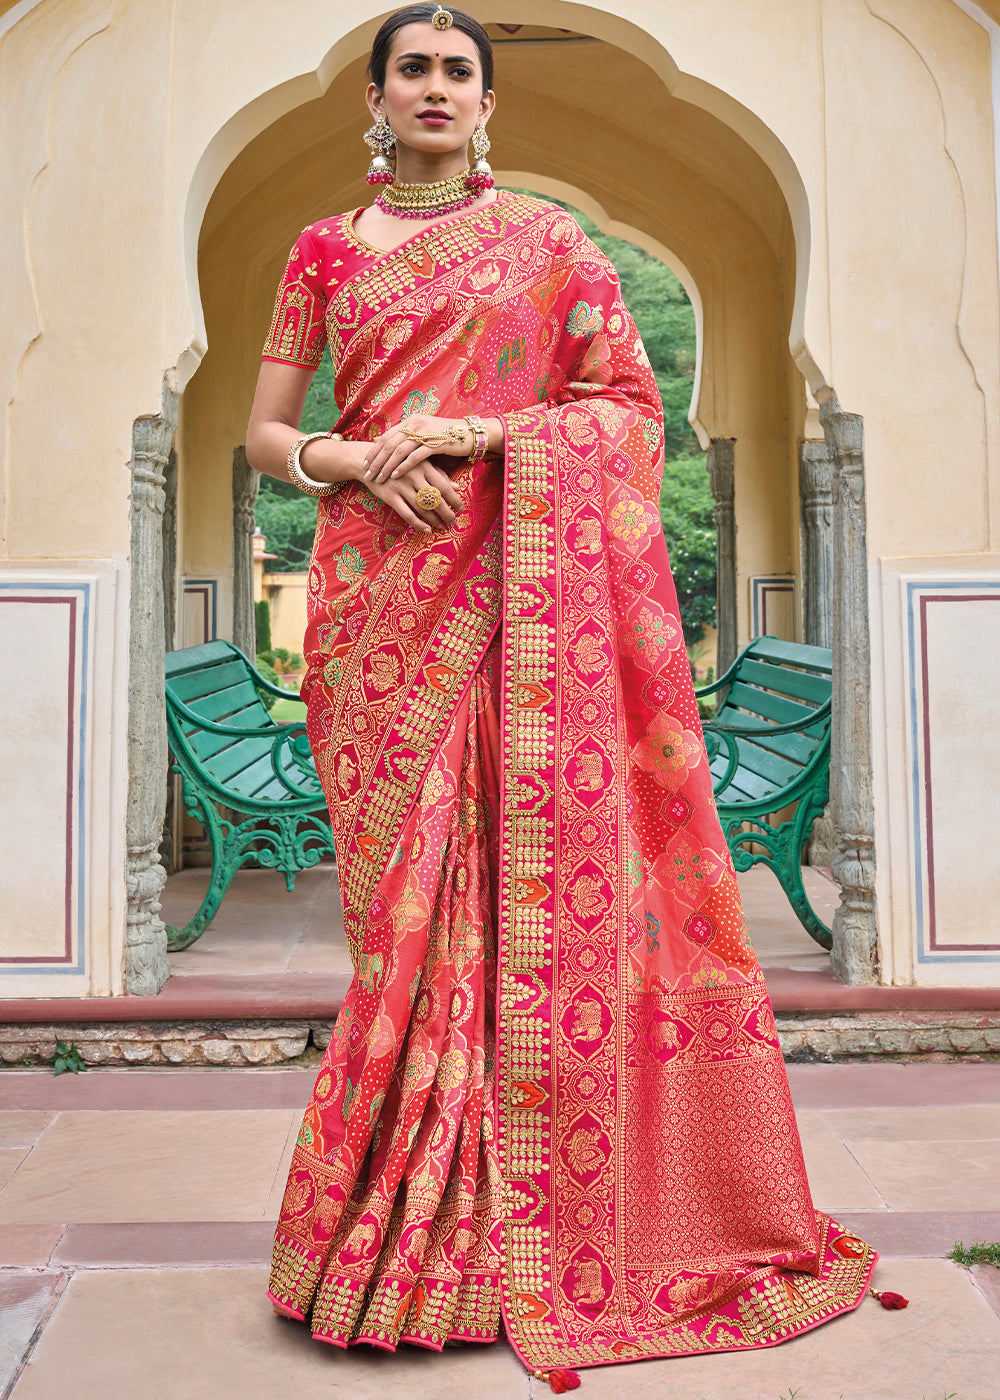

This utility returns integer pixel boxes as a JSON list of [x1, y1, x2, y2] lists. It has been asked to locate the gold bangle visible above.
[[287, 431, 345, 497], [464, 414, 488, 463]]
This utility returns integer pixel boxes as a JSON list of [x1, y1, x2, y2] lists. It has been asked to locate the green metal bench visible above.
[[695, 636, 833, 948], [164, 640, 335, 950]]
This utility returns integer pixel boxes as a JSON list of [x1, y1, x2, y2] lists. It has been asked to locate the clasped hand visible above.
[[363, 414, 472, 486], [351, 416, 467, 535]]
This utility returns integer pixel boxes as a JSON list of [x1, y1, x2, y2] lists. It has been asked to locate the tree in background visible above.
[[255, 194, 716, 641], [562, 204, 716, 647]]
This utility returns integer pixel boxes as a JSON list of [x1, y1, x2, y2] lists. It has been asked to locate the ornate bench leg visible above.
[[770, 793, 833, 950], [164, 781, 239, 951], [726, 798, 833, 951], [776, 847, 833, 950]]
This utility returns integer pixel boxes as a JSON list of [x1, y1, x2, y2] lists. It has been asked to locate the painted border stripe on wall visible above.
[[0, 583, 88, 974]]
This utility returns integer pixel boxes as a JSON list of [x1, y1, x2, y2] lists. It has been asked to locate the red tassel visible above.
[[870, 1287, 909, 1310], [533, 1368, 581, 1393]]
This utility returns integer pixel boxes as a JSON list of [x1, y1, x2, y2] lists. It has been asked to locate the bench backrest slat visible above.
[[732, 716, 824, 767], [166, 641, 325, 814], [720, 680, 818, 729], [702, 636, 832, 808], [225, 749, 288, 799], [735, 657, 832, 706], [708, 758, 775, 803], [197, 737, 272, 788], [745, 637, 833, 672], [170, 661, 266, 705], [187, 679, 267, 718], [730, 736, 804, 789]]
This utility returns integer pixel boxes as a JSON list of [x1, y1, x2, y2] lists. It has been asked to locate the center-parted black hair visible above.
[[368, 6, 494, 95]]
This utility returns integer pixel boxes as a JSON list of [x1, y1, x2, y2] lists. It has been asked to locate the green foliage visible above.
[[254, 655, 283, 712], [258, 647, 304, 674], [696, 667, 717, 722], [659, 456, 717, 646], [299, 364, 340, 436], [52, 1040, 87, 1075], [253, 477, 317, 574], [253, 372, 338, 573], [270, 696, 309, 725], [255, 599, 271, 654], [950, 1240, 1000, 1267]]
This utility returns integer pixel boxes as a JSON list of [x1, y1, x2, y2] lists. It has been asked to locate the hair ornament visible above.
[[431, 5, 454, 29]]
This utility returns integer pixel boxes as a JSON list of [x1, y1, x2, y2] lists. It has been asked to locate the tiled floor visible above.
[[164, 863, 354, 979], [161, 862, 837, 982], [2, 867, 997, 1396], [1, 1063, 999, 1399]]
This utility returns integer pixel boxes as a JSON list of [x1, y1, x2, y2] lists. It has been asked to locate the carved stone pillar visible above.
[[820, 397, 878, 984], [162, 449, 178, 652], [707, 437, 737, 675], [799, 441, 835, 649], [160, 449, 179, 875], [232, 445, 259, 660], [125, 386, 177, 994]]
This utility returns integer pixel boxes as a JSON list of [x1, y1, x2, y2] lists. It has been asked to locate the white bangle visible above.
[[286, 431, 345, 497]]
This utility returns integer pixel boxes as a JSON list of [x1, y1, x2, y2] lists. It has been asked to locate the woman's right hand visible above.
[[365, 461, 464, 534]]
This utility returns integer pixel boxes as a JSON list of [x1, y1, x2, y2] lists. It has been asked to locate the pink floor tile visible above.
[[835, 1211, 1000, 1258], [787, 1061, 1000, 1110], [0, 1223, 64, 1267], [0, 1069, 316, 1112], [51, 1221, 275, 1268]]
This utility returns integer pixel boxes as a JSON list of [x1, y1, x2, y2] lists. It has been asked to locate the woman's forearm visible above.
[[245, 417, 367, 486]]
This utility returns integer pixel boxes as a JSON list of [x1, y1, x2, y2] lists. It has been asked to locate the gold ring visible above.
[[415, 485, 443, 511]]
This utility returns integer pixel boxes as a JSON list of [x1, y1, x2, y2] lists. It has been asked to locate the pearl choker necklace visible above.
[[374, 168, 478, 219]]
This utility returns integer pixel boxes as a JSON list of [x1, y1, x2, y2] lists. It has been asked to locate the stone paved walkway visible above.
[[1, 1062, 999, 1399]]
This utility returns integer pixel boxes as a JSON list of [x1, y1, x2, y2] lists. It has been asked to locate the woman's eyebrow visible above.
[[395, 50, 475, 63]]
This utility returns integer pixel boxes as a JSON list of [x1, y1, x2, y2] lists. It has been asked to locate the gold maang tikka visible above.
[[431, 5, 454, 29]]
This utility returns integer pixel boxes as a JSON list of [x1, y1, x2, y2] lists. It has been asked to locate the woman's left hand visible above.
[[363, 415, 472, 485]]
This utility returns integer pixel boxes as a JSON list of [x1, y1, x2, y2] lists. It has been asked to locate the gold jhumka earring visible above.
[[363, 114, 396, 186], [468, 122, 494, 192]]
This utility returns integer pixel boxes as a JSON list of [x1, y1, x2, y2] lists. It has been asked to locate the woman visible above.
[[246, 6, 888, 1385]]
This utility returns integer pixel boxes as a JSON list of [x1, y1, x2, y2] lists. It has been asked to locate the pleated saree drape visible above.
[[263, 190, 877, 1373]]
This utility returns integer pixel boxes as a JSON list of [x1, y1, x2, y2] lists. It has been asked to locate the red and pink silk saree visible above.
[[261, 190, 876, 1373]]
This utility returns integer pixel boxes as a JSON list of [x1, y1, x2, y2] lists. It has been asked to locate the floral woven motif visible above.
[[264, 191, 876, 1370]]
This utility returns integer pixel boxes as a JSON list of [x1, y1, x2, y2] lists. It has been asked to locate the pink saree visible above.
[[263, 191, 877, 1372]]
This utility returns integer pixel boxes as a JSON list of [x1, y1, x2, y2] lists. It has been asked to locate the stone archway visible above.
[[151, 9, 877, 984]]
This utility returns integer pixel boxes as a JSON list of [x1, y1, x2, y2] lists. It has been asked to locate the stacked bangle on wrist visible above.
[[286, 430, 346, 498], [464, 414, 489, 463]]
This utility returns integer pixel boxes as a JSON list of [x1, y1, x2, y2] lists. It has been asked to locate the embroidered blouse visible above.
[[261, 212, 385, 370]]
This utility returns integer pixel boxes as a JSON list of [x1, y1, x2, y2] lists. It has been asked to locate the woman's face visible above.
[[368, 21, 493, 158]]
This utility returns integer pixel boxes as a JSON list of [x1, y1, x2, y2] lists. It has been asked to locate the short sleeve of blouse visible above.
[[261, 228, 328, 369]]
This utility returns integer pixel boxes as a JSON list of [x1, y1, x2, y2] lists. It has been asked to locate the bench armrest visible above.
[[253, 672, 303, 701], [269, 729, 324, 800], [703, 700, 831, 741], [693, 651, 744, 698]]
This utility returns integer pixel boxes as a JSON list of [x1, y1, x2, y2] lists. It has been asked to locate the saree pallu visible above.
[[266, 191, 877, 1371]]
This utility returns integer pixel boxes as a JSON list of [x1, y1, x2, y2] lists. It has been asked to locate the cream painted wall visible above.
[[262, 574, 309, 662], [3, 0, 1000, 989]]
